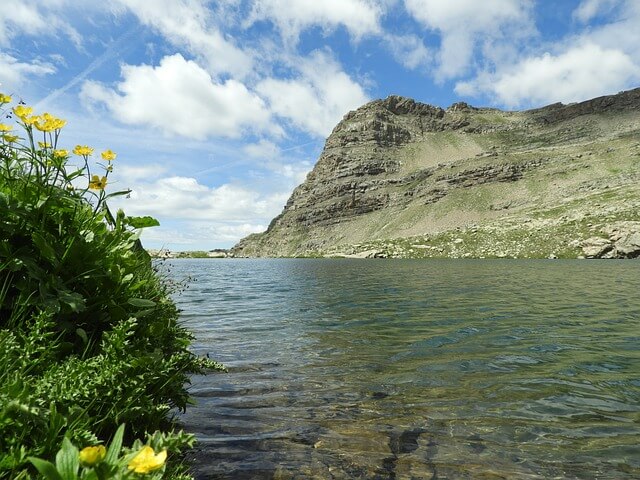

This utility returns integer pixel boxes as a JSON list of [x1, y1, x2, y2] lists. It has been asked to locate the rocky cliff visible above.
[[233, 88, 640, 258]]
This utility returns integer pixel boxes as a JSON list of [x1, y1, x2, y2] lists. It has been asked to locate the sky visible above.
[[1, 0, 639, 250]]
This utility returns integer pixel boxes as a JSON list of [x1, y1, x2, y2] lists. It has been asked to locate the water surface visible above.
[[170, 259, 640, 479]]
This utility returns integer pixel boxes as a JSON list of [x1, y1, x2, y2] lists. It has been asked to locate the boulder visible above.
[[615, 232, 640, 258], [581, 237, 613, 258]]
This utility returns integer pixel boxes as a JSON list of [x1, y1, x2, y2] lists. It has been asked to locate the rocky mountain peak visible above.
[[233, 88, 640, 258]]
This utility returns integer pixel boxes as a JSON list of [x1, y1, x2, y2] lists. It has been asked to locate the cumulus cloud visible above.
[[456, 43, 640, 108], [112, 175, 288, 223], [138, 222, 266, 247], [576, 1, 640, 57], [0, 0, 81, 47], [114, 0, 252, 77], [384, 34, 431, 71], [80, 53, 277, 139], [257, 50, 369, 137], [456, 0, 640, 107], [403, 0, 535, 80], [0, 53, 56, 92], [245, 0, 383, 43]]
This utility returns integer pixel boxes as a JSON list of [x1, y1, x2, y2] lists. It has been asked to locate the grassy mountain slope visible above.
[[233, 89, 640, 258]]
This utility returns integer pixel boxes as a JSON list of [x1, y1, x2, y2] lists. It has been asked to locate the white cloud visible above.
[[245, 0, 383, 43], [572, 0, 621, 22], [384, 34, 431, 71], [0, 53, 56, 92], [403, 0, 534, 80], [114, 0, 252, 77], [266, 161, 313, 184], [457, 43, 640, 108], [0, 0, 48, 45], [243, 139, 280, 159], [243, 140, 313, 183], [576, 1, 640, 58], [0, 0, 81, 47], [115, 164, 167, 183], [113, 175, 288, 222], [80, 54, 278, 140], [257, 50, 369, 137], [138, 222, 266, 248]]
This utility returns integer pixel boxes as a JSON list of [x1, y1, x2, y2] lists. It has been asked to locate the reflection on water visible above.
[[170, 259, 640, 479]]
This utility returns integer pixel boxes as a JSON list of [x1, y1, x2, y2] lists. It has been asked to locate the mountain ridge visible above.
[[233, 88, 640, 259]]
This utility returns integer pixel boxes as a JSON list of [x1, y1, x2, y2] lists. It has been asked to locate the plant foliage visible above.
[[0, 94, 223, 479]]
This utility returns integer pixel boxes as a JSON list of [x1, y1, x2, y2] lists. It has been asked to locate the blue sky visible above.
[[1, 0, 639, 250]]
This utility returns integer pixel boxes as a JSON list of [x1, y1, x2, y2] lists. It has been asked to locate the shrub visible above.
[[0, 95, 223, 478]]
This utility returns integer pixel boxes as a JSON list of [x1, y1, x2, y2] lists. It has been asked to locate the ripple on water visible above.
[[166, 259, 640, 479]]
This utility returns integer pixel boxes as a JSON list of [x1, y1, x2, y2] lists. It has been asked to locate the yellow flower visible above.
[[34, 113, 66, 132], [53, 149, 68, 158], [101, 149, 116, 162], [78, 445, 106, 467], [2, 134, 19, 143], [127, 446, 167, 474], [0, 93, 11, 103], [88, 175, 107, 190], [13, 105, 33, 121], [38, 141, 51, 149], [23, 115, 40, 127], [73, 145, 94, 156], [0, 123, 12, 132]]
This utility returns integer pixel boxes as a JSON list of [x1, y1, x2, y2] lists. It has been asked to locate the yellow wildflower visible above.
[[23, 115, 40, 127], [78, 445, 106, 467], [88, 175, 107, 190], [127, 446, 167, 474], [38, 141, 51, 149], [53, 149, 68, 158], [13, 105, 33, 120], [34, 113, 66, 132], [101, 149, 116, 162], [0, 123, 12, 132], [0, 93, 11, 103], [2, 134, 19, 143], [73, 145, 94, 156]]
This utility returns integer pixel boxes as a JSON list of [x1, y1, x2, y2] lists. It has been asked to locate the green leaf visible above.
[[105, 424, 125, 465], [56, 437, 79, 480], [58, 290, 86, 313], [66, 168, 85, 180], [128, 298, 156, 308], [132, 308, 155, 318], [33, 232, 57, 262], [104, 189, 132, 200], [124, 215, 160, 229], [76, 328, 88, 345], [80, 470, 99, 480], [36, 196, 51, 208], [28, 457, 64, 480]]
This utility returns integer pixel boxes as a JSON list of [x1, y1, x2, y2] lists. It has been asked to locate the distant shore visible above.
[[147, 248, 233, 259]]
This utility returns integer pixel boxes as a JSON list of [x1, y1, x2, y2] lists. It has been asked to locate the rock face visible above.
[[233, 88, 640, 258], [581, 222, 640, 258]]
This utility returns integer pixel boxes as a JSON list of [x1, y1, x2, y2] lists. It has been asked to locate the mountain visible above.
[[233, 88, 640, 259]]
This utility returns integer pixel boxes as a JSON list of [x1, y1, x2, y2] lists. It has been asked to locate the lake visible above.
[[168, 259, 640, 479]]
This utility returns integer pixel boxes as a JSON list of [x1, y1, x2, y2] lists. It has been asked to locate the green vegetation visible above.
[[0, 94, 223, 479]]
